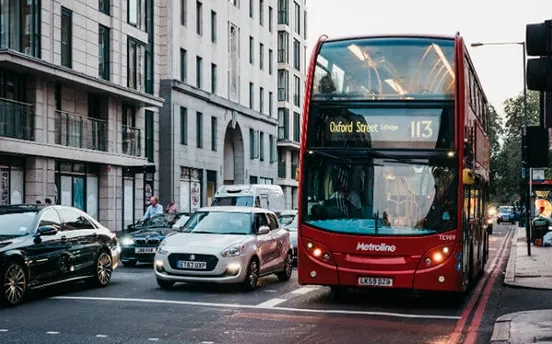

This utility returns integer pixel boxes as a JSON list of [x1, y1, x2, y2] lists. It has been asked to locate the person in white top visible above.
[[141, 196, 163, 221]]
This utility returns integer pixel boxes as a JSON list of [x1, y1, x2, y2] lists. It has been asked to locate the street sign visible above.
[[533, 168, 545, 181]]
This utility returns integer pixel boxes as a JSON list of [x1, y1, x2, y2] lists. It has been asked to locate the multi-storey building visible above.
[[158, 0, 279, 213], [0, 1, 163, 230], [276, 0, 307, 209]]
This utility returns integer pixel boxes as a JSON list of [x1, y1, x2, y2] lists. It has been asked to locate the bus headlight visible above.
[[302, 238, 336, 265], [419, 245, 453, 268]]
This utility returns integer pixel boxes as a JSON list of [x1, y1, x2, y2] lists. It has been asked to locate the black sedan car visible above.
[[119, 212, 188, 266], [0, 204, 120, 307]]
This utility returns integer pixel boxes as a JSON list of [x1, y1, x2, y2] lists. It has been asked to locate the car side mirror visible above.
[[258, 226, 270, 235], [36, 225, 58, 236]]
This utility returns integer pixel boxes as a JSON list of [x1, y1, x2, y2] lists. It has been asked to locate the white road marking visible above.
[[46, 331, 60, 335], [96, 334, 108, 338], [50, 296, 460, 320], [148, 338, 159, 341], [0, 329, 8, 332], [255, 298, 288, 307], [289, 286, 320, 295], [201, 342, 215, 344]]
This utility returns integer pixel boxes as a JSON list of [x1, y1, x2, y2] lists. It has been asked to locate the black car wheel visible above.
[[243, 258, 259, 291], [277, 251, 293, 282], [88, 250, 113, 288], [1, 261, 27, 307]]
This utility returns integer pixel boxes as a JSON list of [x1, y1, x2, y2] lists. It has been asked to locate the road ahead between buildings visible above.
[[0, 224, 518, 344]]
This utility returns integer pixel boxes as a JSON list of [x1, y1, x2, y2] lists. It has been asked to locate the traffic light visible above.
[[526, 20, 552, 91]]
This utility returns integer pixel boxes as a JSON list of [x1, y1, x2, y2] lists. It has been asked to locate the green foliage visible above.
[[490, 91, 542, 204]]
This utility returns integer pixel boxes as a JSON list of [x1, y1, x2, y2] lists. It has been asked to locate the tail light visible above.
[[417, 244, 454, 269], [301, 238, 336, 265]]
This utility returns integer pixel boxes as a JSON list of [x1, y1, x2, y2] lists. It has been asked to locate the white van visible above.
[[211, 184, 285, 214]]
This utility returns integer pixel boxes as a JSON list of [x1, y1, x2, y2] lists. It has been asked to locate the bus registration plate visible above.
[[358, 277, 393, 287]]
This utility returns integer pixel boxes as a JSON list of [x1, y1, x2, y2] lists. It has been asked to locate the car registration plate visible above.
[[177, 261, 207, 269], [135, 247, 157, 254], [358, 277, 393, 287]]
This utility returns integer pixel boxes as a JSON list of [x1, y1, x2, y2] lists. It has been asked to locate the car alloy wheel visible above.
[[277, 252, 293, 282], [3, 263, 26, 306], [244, 259, 259, 290], [96, 252, 113, 286]]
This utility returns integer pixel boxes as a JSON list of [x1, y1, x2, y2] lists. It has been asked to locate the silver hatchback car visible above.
[[154, 206, 293, 290]]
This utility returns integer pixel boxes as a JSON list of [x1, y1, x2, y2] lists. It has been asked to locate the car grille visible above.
[[134, 238, 161, 246], [168, 253, 218, 271]]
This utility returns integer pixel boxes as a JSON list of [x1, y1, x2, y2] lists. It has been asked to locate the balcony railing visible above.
[[0, 97, 34, 140], [291, 162, 298, 180], [278, 161, 286, 179], [55, 111, 107, 151], [123, 125, 141, 156]]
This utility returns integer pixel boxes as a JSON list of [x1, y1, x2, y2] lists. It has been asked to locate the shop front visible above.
[[54, 161, 99, 219], [180, 167, 202, 214], [0, 155, 25, 204]]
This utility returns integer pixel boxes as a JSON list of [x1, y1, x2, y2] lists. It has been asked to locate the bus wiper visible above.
[[307, 149, 351, 162]]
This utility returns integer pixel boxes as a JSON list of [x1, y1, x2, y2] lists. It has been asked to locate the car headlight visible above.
[[157, 240, 169, 255], [220, 243, 246, 257], [121, 237, 134, 246]]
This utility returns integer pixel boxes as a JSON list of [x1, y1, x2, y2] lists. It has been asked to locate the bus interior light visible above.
[[447, 151, 455, 157]]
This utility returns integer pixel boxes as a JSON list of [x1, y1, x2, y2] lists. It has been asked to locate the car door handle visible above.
[[61, 236, 67, 241]]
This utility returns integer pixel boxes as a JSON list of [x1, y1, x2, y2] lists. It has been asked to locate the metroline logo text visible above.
[[356, 242, 397, 252]]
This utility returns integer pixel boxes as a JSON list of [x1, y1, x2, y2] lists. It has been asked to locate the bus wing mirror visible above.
[[463, 168, 475, 185]]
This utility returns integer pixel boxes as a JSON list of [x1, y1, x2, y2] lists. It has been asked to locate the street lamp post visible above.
[[471, 41, 531, 256]]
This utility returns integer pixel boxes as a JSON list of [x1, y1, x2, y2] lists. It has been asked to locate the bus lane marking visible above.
[[50, 295, 460, 320], [447, 228, 513, 344]]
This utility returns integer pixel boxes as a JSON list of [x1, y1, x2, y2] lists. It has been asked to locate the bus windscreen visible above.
[[312, 37, 455, 100]]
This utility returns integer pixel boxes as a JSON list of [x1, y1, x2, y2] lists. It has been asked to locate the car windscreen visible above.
[[211, 196, 255, 207], [181, 211, 253, 235]]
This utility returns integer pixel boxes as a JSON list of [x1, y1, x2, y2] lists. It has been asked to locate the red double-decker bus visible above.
[[297, 33, 491, 295]]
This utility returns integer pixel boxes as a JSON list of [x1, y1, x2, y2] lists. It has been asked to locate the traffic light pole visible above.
[[522, 42, 532, 256]]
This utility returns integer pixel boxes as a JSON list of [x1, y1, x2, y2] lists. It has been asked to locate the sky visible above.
[[306, 0, 552, 117]]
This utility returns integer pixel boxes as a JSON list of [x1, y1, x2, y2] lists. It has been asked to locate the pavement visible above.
[[491, 225, 552, 344]]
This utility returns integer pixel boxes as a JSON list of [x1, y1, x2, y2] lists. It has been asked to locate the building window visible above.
[[145, 110, 154, 162], [180, 107, 188, 145], [249, 129, 257, 159], [211, 10, 217, 42], [277, 31, 289, 63], [294, 75, 301, 107], [293, 112, 300, 142], [55, 162, 99, 218], [196, 112, 203, 148], [259, 43, 264, 70], [0, 1, 41, 57], [127, 37, 146, 90], [294, 2, 300, 35], [98, 25, 110, 80], [277, 0, 289, 25], [211, 63, 217, 94], [249, 0, 253, 18], [196, 1, 203, 35], [229, 23, 239, 101], [181, 0, 187, 26], [269, 91, 273, 116], [269, 135, 275, 162], [249, 36, 254, 64], [0, 156, 25, 205], [268, 6, 273, 32], [293, 39, 300, 71], [259, 87, 264, 113], [128, 0, 145, 29], [259, 0, 264, 26], [304, 10, 307, 39], [268, 49, 273, 74], [278, 69, 289, 101], [278, 108, 289, 140], [196, 56, 203, 88], [259, 132, 264, 161], [99, 0, 110, 15], [211, 116, 217, 151], [249, 82, 254, 109], [61, 8, 72, 68], [180, 49, 187, 82]]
